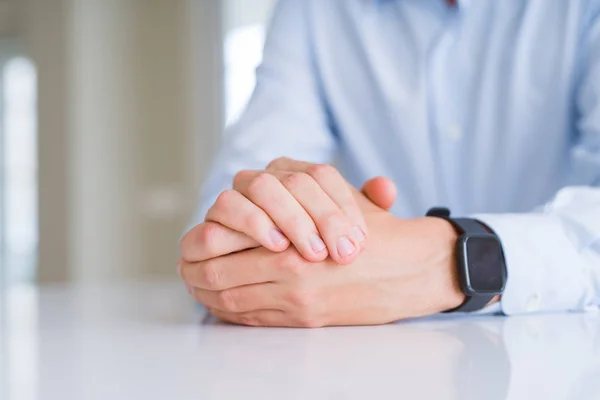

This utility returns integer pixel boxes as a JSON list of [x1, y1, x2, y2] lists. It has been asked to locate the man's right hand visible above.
[[180, 158, 397, 267]]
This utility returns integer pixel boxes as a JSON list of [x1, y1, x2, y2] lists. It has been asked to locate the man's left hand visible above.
[[179, 200, 466, 327]]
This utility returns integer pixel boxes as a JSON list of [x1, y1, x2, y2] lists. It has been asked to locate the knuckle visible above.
[[307, 163, 337, 181], [243, 211, 265, 234], [214, 189, 237, 210], [280, 213, 307, 234], [247, 172, 276, 197], [179, 228, 197, 261], [279, 251, 306, 276], [287, 288, 314, 308], [267, 157, 289, 170], [233, 170, 244, 182], [316, 211, 345, 230], [217, 289, 238, 312], [180, 223, 216, 261], [198, 261, 220, 290], [198, 222, 218, 251], [295, 312, 323, 328], [233, 170, 251, 186], [281, 172, 313, 191]]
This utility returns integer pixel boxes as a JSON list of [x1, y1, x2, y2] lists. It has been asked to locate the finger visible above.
[[192, 283, 284, 313], [179, 246, 291, 290], [210, 308, 324, 328], [361, 177, 397, 211], [236, 168, 363, 263], [209, 309, 290, 327], [270, 170, 361, 264], [233, 171, 328, 262], [267, 160, 368, 242], [266, 156, 314, 172], [206, 189, 290, 253], [180, 221, 258, 262], [304, 164, 368, 239]]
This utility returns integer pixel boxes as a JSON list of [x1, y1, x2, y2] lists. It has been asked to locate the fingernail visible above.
[[353, 226, 366, 243], [337, 237, 356, 257], [270, 228, 288, 246], [186, 284, 193, 295], [309, 233, 327, 253]]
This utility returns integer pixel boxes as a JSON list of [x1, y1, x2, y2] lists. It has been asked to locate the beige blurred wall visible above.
[[0, 0, 222, 283]]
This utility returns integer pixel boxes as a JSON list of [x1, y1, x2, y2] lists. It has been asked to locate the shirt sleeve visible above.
[[473, 10, 600, 315], [191, 0, 336, 226]]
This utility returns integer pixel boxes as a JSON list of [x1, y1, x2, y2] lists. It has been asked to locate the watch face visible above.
[[461, 235, 506, 294]]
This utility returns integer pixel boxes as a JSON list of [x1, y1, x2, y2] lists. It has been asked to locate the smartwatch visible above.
[[426, 207, 507, 312]]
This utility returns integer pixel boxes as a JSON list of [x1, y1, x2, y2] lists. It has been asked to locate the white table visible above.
[[1, 280, 599, 400]]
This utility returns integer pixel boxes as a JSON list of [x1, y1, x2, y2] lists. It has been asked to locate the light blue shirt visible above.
[[197, 0, 600, 315]]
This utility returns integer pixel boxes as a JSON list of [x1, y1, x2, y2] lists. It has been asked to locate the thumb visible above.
[[361, 177, 397, 211]]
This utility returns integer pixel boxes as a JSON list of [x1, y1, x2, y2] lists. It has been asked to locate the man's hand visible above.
[[179, 194, 466, 327], [184, 157, 396, 265]]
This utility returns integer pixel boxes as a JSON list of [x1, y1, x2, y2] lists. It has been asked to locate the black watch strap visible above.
[[426, 207, 496, 313], [452, 218, 492, 235], [446, 289, 494, 312]]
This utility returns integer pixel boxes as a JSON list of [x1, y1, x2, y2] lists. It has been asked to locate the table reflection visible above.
[[198, 315, 510, 399], [199, 312, 600, 399], [1, 283, 599, 400]]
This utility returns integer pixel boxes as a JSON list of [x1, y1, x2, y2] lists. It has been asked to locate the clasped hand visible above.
[[179, 158, 464, 327]]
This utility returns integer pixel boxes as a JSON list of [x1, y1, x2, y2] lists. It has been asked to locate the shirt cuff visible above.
[[472, 213, 595, 315]]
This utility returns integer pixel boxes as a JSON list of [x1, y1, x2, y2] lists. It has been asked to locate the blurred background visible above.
[[0, 0, 277, 289]]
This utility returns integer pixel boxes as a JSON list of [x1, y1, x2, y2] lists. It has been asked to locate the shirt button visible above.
[[525, 293, 541, 312], [446, 123, 463, 141]]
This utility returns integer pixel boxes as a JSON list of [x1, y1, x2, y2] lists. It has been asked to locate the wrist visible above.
[[426, 217, 468, 312], [424, 216, 503, 312], [406, 217, 465, 313]]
